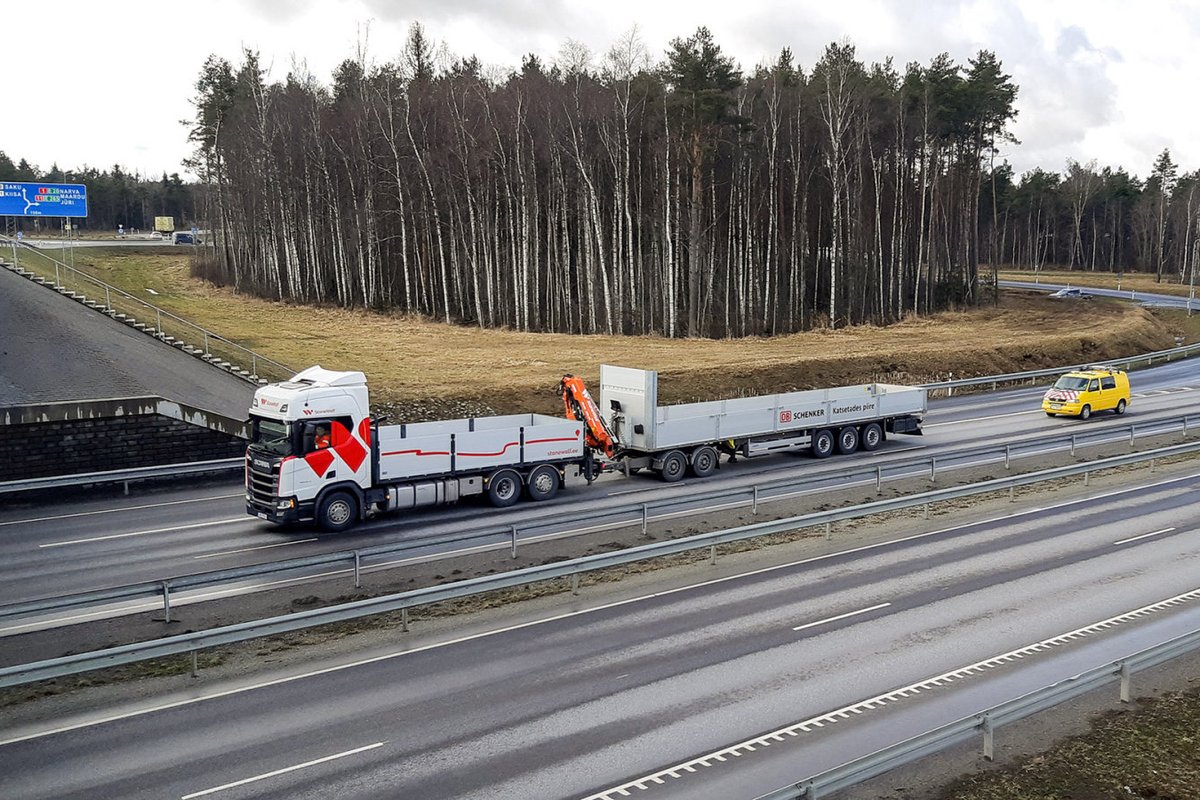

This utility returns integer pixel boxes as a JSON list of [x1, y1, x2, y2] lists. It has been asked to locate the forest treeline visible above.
[[0, 152, 194, 233]]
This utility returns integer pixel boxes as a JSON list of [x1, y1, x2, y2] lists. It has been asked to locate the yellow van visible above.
[[1042, 366, 1130, 419]]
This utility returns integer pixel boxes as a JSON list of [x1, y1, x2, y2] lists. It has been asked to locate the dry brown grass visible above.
[[15, 248, 1186, 414]]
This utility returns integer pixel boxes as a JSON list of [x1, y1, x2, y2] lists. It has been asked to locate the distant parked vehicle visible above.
[[1049, 287, 1090, 300]]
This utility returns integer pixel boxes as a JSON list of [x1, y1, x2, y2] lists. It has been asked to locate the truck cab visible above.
[[245, 366, 373, 526]]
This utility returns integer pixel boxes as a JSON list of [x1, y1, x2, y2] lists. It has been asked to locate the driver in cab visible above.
[[314, 424, 331, 449]]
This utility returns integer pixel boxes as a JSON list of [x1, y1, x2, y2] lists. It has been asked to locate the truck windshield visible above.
[[249, 417, 293, 456], [1053, 376, 1090, 391]]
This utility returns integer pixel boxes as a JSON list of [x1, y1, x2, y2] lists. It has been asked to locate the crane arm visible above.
[[558, 374, 618, 458]]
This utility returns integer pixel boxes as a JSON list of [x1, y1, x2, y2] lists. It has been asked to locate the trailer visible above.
[[246, 365, 926, 531], [589, 365, 926, 481]]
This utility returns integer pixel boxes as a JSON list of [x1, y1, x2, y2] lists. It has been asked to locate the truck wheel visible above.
[[1114, 399, 1127, 415], [1079, 404, 1091, 420], [317, 491, 358, 533], [690, 445, 719, 478], [526, 465, 560, 501], [811, 429, 835, 459], [658, 450, 687, 483], [487, 469, 522, 507], [836, 426, 860, 455], [860, 422, 883, 452]]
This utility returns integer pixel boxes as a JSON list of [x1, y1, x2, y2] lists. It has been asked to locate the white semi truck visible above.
[[245, 365, 926, 531]]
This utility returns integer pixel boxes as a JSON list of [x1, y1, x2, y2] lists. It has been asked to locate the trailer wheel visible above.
[[860, 422, 884, 452], [658, 450, 687, 483], [836, 426, 860, 455], [317, 491, 358, 533], [690, 445, 719, 478], [811, 429, 835, 459], [487, 469, 522, 507], [526, 465, 561, 501]]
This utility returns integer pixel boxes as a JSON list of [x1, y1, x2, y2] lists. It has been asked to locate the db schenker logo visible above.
[[780, 410, 793, 423]]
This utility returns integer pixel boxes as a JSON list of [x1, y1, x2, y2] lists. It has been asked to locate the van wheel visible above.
[[1046, 412, 1056, 417], [658, 450, 687, 483], [317, 491, 358, 533], [836, 426, 860, 455], [690, 445, 719, 478], [861, 422, 884, 452], [1114, 399, 1127, 415], [526, 465, 560, 501], [487, 469, 522, 507], [811, 429, 835, 459], [1079, 404, 1091, 420]]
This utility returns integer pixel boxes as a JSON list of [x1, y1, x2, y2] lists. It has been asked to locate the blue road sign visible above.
[[0, 181, 89, 217]]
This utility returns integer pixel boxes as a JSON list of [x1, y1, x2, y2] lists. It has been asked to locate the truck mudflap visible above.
[[889, 415, 923, 435]]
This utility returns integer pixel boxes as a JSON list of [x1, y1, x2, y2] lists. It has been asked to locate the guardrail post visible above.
[[1070, 434, 1076, 456], [123, 480, 130, 496], [156, 308, 162, 334], [252, 354, 258, 378], [105, 286, 111, 310], [571, 574, 580, 596], [875, 465, 882, 494], [1084, 470, 1090, 487], [353, 551, 361, 588], [510, 526, 518, 558], [1004, 445, 1011, 469], [641, 503, 649, 536], [923, 503, 930, 520], [1184, 417, 1189, 439], [401, 608, 409, 632], [825, 521, 832, 541], [204, 331, 210, 356], [981, 714, 995, 761], [161, 581, 171, 624], [929, 457, 936, 483], [1119, 661, 1131, 703], [1009, 485, 1015, 502], [1149, 458, 1155, 473], [1130, 426, 1135, 448], [191, 650, 199, 678], [752, 486, 759, 515], [709, 544, 717, 565]]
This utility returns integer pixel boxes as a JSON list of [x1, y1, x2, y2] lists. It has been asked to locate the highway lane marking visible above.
[[792, 602, 890, 632], [0, 494, 243, 528], [194, 538, 319, 559], [1114, 527, 1176, 545], [924, 410, 1038, 427], [4, 472, 1198, 742], [180, 741, 386, 799], [580, 586, 1200, 800], [39, 518, 248, 548]]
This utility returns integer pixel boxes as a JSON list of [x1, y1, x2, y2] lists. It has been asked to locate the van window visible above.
[[1088, 380, 1099, 392], [1101, 376, 1116, 390]]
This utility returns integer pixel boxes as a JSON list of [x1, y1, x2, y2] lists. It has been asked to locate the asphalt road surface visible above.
[[0, 265, 254, 417], [1, 470, 1197, 800]]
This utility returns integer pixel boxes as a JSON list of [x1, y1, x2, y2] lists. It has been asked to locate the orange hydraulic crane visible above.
[[558, 374, 618, 458]]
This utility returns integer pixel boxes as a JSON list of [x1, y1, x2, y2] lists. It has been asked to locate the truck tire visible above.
[[836, 426, 860, 455], [658, 450, 687, 483], [811, 429, 835, 459], [690, 445, 719, 478], [1114, 399, 1127, 415], [525, 464, 561, 501], [1079, 404, 1091, 420], [317, 491, 358, 533], [487, 469, 522, 507], [860, 422, 884, 452]]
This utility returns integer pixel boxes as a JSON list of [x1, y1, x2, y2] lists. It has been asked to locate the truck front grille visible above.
[[246, 459, 279, 509]]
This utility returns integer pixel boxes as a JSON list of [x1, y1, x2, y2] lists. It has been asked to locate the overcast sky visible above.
[[6, 0, 1198, 182]]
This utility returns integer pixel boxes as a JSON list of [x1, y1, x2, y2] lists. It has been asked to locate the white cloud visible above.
[[2, 0, 1196, 181]]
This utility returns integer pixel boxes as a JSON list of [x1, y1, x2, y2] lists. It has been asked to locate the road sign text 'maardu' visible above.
[[0, 182, 89, 218]]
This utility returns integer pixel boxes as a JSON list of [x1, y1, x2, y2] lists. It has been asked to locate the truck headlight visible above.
[[276, 498, 296, 510]]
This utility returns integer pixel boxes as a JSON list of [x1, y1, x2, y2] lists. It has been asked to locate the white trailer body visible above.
[[599, 365, 925, 468]]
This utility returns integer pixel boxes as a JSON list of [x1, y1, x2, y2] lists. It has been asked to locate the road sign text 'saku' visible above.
[[0, 181, 89, 217]]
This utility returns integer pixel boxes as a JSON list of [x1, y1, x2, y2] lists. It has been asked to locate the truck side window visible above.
[[301, 417, 355, 453], [1101, 376, 1116, 390]]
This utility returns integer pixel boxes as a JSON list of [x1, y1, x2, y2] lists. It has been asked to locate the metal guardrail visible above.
[[0, 458, 243, 495], [3, 413, 1197, 626], [920, 340, 1200, 395], [2, 439, 1198, 688], [0, 235, 294, 383], [756, 625, 1200, 799]]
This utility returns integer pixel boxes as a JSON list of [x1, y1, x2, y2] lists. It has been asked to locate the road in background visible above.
[[0, 265, 253, 416]]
